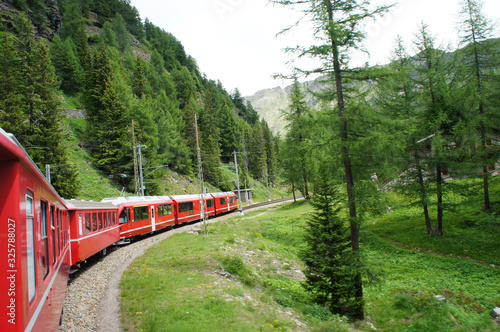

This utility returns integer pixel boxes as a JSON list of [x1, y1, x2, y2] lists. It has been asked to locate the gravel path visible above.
[[59, 202, 290, 332]]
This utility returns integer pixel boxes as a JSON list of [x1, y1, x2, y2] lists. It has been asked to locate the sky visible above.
[[129, 0, 500, 96]]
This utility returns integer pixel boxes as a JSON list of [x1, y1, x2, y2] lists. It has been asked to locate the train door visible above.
[[151, 205, 156, 231]]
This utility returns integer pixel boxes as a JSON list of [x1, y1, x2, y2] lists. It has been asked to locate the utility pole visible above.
[[132, 120, 140, 195], [266, 173, 270, 201], [233, 151, 243, 215], [137, 144, 147, 196], [45, 164, 51, 184], [195, 114, 207, 234]]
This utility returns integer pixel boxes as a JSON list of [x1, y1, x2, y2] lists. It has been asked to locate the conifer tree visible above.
[[1, 15, 79, 198], [100, 21, 118, 48], [413, 23, 461, 236], [218, 97, 241, 162], [301, 169, 356, 315], [132, 56, 147, 98], [199, 90, 222, 185], [457, 0, 500, 210], [113, 13, 131, 52], [50, 35, 83, 93], [273, 0, 392, 319]]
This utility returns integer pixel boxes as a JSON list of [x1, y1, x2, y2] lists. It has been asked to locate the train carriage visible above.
[[0, 128, 70, 332], [170, 195, 202, 225], [102, 196, 176, 240], [211, 192, 238, 214], [64, 200, 120, 267]]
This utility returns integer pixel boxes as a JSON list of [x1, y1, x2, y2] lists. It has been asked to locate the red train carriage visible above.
[[211, 192, 237, 214], [0, 128, 70, 332], [170, 195, 202, 225], [64, 200, 120, 267], [102, 196, 175, 240], [226, 192, 238, 212], [203, 195, 216, 218]]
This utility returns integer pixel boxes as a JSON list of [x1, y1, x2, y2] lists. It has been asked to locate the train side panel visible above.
[[0, 150, 70, 332], [67, 202, 120, 266]]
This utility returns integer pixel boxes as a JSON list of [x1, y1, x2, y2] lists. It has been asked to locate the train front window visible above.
[[26, 192, 36, 304], [119, 209, 128, 224]]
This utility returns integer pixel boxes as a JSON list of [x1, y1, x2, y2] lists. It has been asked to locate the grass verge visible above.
[[120, 199, 500, 331]]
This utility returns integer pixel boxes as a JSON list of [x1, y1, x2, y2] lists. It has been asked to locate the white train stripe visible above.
[[70, 225, 120, 242]]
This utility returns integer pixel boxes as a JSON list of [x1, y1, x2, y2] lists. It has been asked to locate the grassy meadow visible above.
[[119, 191, 500, 331]]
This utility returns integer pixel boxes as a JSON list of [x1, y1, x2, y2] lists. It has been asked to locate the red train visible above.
[[64, 200, 120, 267], [102, 192, 238, 242], [0, 128, 70, 332], [0, 127, 239, 331]]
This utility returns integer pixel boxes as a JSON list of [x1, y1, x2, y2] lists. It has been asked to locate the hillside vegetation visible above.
[[0, 0, 279, 200]]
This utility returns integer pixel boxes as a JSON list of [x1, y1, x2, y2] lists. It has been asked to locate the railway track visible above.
[[59, 197, 300, 332]]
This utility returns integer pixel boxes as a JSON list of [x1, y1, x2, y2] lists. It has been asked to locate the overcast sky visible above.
[[129, 0, 500, 96]]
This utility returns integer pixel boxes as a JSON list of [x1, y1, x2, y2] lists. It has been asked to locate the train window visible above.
[[57, 210, 61, 255], [40, 200, 50, 279], [127, 209, 131, 223], [92, 213, 97, 232], [230, 196, 236, 203], [207, 199, 214, 208], [50, 206, 56, 264], [178, 202, 194, 215], [108, 212, 112, 226], [220, 197, 226, 205], [119, 209, 127, 224], [133, 206, 149, 221], [158, 204, 172, 217], [26, 192, 36, 304], [113, 211, 116, 225], [85, 213, 91, 234], [78, 214, 83, 236], [103, 212, 108, 228], [98, 212, 103, 230]]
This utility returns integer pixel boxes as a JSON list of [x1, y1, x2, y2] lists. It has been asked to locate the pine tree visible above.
[[301, 169, 356, 315], [218, 97, 241, 162], [132, 56, 146, 98], [100, 21, 118, 48], [273, 0, 392, 319], [1, 15, 79, 198], [199, 90, 222, 185], [113, 13, 131, 52], [50, 35, 83, 93]]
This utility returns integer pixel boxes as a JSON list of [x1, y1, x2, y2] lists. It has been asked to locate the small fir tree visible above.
[[301, 170, 357, 316]]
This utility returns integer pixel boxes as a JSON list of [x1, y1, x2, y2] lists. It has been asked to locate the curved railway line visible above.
[[59, 197, 300, 332]]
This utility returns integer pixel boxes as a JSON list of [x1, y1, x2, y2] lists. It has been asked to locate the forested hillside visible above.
[[0, 0, 278, 199]]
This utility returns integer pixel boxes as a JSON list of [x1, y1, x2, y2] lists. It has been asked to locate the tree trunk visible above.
[[435, 162, 443, 236], [325, 0, 364, 321], [415, 153, 432, 234], [291, 178, 296, 203]]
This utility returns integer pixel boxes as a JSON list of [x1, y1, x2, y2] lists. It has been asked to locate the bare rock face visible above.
[[0, 0, 62, 40], [45, 0, 62, 37]]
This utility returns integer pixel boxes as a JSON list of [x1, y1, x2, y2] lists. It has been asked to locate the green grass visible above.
[[120, 188, 500, 331]]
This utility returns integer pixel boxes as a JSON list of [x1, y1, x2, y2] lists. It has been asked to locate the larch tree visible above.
[[457, 0, 500, 210], [272, 0, 391, 319]]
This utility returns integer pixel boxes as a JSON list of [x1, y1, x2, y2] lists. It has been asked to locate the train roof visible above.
[[0, 127, 66, 204], [210, 192, 236, 197], [64, 199, 118, 210], [101, 195, 173, 206]]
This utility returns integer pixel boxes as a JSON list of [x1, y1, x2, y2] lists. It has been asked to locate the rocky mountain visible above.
[[245, 78, 323, 135]]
